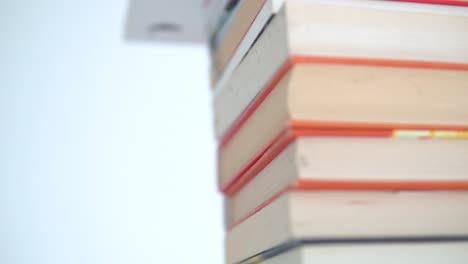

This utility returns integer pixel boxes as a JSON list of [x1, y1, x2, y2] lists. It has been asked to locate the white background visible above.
[[0, 1, 223, 263]]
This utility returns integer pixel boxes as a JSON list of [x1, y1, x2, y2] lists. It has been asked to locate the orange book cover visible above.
[[221, 120, 468, 195], [230, 174, 468, 231]]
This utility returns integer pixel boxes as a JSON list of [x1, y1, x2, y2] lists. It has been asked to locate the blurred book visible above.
[[210, 0, 468, 93], [224, 135, 468, 227], [245, 241, 468, 264], [226, 191, 468, 263]]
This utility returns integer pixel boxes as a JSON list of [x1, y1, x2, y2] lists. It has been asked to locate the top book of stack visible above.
[[211, 0, 468, 79], [210, 0, 468, 139]]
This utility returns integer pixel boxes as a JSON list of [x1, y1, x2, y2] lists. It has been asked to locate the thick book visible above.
[[213, 0, 468, 138], [216, 64, 468, 191], [223, 129, 468, 227], [211, 0, 468, 85], [225, 190, 468, 264], [243, 241, 468, 264]]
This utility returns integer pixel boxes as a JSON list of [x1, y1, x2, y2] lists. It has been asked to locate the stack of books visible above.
[[209, 0, 468, 263]]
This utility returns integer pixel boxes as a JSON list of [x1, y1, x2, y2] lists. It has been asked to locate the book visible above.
[[213, 0, 468, 138], [226, 190, 468, 264], [211, 0, 468, 88], [212, 0, 266, 75], [224, 135, 468, 227], [216, 63, 468, 189], [246, 241, 468, 264], [212, 0, 283, 91]]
